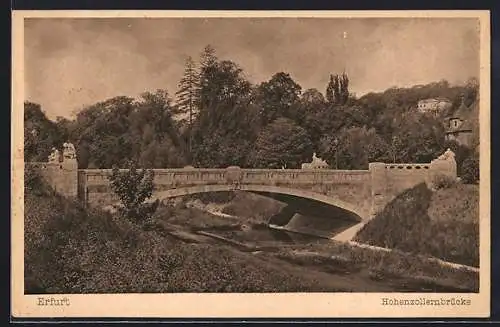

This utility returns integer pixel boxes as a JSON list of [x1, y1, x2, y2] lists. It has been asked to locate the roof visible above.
[[446, 101, 472, 120], [445, 102, 474, 133], [434, 97, 452, 102], [445, 122, 473, 134]]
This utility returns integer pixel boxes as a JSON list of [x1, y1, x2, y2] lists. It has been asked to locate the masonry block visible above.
[[368, 162, 387, 217]]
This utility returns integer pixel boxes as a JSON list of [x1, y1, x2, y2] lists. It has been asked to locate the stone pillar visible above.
[[59, 157, 78, 198], [369, 162, 387, 218], [429, 156, 457, 180]]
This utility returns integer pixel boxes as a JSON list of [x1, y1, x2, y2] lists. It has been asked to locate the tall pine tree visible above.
[[198, 45, 219, 113], [175, 56, 199, 158]]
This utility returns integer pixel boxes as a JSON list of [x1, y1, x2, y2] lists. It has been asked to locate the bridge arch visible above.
[[146, 184, 365, 221]]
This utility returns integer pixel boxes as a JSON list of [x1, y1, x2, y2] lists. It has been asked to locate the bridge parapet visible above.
[[78, 167, 370, 187], [369, 150, 457, 216], [75, 167, 372, 210], [27, 147, 457, 221]]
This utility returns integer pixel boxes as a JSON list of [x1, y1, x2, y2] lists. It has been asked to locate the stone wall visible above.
[[369, 154, 457, 216], [77, 168, 372, 209], [27, 158, 78, 198]]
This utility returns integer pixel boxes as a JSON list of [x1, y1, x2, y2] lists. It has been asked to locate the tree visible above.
[[325, 73, 349, 105], [74, 96, 136, 168], [24, 101, 64, 162], [325, 75, 337, 104], [200, 44, 217, 69], [191, 56, 256, 168], [339, 72, 350, 105], [298, 88, 327, 150], [460, 152, 479, 184], [196, 59, 252, 130], [390, 111, 446, 163], [135, 89, 187, 162], [248, 117, 313, 169], [254, 72, 302, 125], [198, 44, 219, 112], [464, 77, 479, 107], [108, 161, 159, 223], [390, 135, 403, 163], [70, 91, 186, 169], [301, 88, 326, 105], [175, 56, 200, 159], [319, 126, 390, 169], [55, 116, 74, 144]]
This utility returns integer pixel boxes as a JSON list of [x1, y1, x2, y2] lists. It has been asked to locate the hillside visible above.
[[354, 182, 479, 267]]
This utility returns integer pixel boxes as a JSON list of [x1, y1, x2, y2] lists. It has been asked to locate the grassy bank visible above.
[[354, 183, 479, 267], [24, 185, 347, 293]]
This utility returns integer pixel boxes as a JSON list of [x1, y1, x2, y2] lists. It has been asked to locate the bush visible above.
[[461, 155, 479, 184], [108, 161, 159, 223], [431, 174, 456, 190], [24, 166, 50, 196]]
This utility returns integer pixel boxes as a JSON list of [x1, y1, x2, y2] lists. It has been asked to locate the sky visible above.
[[24, 17, 480, 120]]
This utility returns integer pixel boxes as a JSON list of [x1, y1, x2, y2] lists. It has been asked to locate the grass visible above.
[[24, 183, 347, 293], [354, 182, 479, 267]]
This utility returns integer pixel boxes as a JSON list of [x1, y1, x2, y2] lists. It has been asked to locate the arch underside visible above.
[[148, 184, 364, 222]]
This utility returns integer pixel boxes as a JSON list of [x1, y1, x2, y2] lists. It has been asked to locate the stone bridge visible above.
[[28, 150, 458, 227]]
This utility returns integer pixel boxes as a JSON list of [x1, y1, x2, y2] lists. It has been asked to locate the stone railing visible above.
[[77, 167, 371, 190]]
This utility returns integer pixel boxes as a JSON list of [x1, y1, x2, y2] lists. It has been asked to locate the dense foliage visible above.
[[24, 44, 479, 182], [108, 161, 159, 223]]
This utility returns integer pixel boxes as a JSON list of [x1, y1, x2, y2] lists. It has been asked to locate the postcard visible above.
[[11, 10, 491, 318]]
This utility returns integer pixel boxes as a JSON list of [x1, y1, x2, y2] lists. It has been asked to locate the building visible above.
[[417, 97, 452, 114], [444, 101, 474, 147]]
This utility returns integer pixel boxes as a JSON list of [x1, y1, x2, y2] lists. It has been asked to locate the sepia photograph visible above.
[[11, 10, 490, 318]]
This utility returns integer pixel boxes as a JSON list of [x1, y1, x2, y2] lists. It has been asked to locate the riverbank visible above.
[[24, 183, 479, 293], [150, 201, 479, 292]]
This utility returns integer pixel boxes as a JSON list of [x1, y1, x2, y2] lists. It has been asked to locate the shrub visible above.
[[461, 155, 479, 184], [24, 166, 50, 196], [108, 161, 159, 223], [431, 174, 456, 190]]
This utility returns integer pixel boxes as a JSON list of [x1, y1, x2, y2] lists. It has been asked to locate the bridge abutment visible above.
[[369, 162, 388, 218]]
